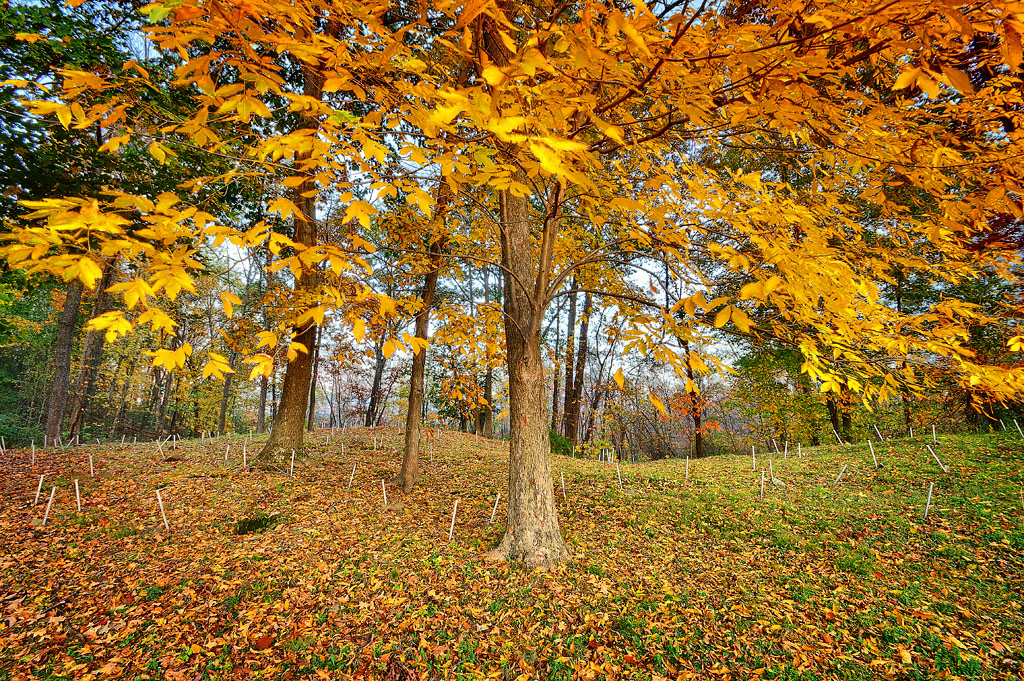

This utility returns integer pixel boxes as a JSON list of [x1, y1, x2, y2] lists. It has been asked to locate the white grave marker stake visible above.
[[381, 479, 388, 506], [769, 459, 775, 483], [873, 424, 884, 441], [290, 449, 295, 478], [348, 463, 356, 490], [74, 479, 81, 512], [784, 441, 788, 459], [89, 454, 94, 477], [42, 486, 55, 526], [560, 472, 566, 500], [156, 489, 170, 531], [225, 444, 230, 462], [760, 469, 765, 500], [833, 464, 848, 486], [932, 424, 937, 444], [909, 426, 914, 439], [34, 475, 44, 505], [1015, 419, 1023, 438], [798, 443, 802, 458], [615, 462, 624, 491], [490, 493, 500, 523], [685, 455, 689, 481], [869, 440, 878, 470], [448, 499, 458, 541], [924, 482, 934, 520], [832, 428, 843, 445], [926, 444, 948, 473], [1000, 419, 1006, 431]]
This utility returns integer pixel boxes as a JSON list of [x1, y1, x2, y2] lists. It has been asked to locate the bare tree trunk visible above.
[[365, 338, 386, 427], [482, 267, 494, 438], [565, 292, 592, 445], [551, 303, 561, 433], [682, 340, 703, 458], [307, 322, 322, 430], [396, 226, 446, 492], [67, 259, 119, 439], [485, 169, 568, 568], [561, 284, 576, 436], [257, 61, 322, 467], [44, 278, 84, 445], [256, 375, 269, 433]]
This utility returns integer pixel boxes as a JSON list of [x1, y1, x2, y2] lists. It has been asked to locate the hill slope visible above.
[[1, 429, 1023, 680]]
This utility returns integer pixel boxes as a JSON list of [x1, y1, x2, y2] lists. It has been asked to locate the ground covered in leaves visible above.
[[2, 428, 1023, 680]]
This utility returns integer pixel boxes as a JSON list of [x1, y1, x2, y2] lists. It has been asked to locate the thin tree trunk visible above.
[[396, 224, 447, 492], [482, 266, 494, 438], [67, 259, 118, 439], [257, 375, 268, 433], [257, 61, 322, 467], [682, 340, 703, 458], [565, 292, 592, 445], [365, 338, 386, 427], [551, 302, 561, 433], [307, 322, 322, 430], [44, 278, 84, 445], [561, 284, 577, 436]]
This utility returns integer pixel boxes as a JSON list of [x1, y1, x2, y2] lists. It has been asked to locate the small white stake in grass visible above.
[[156, 489, 169, 531], [490, 493, 500, 523], [760, 469, 765, 500], [561, 472, 566, 500], [133, 436, 137, 444], [348, 463, 356, 490], [1000, 419, 1006, 431], [833, 464, 848, 486], [798, 443, 802, 458], [225, 445, 229, 462], [784, 441, 788, 459], [832, 428, 843, 445], [74, 479, 81, 512], [616, 462, 623, 491], [869, 440, 878, 470], [932, 424, 937, 444], [89, 454, 94, 477], [909, 426, 914, 439], [926, 444, 948, 473], [448, 499, 458, 541], [924, 482, 934, 520], [873, 424, 884, 441], [769, 459, 775, 483], [1015, 419, 1023, 438], [686, 456, 689, 481], [290, 449, 295, 478], [381, 479, 387, 506], [34, 475, 44, 505], [773, 439, 780, 454], [95, 438, 100, 446], [120, 435, 125, 446], [42, 486, 55, 526]]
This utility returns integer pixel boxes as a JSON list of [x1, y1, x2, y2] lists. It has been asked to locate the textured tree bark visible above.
[[67, 259, 118, 439], [365, 338, 385, 427], [486, 169, 569, 569], [45, 278, 84, 445], [396, 231, 445, 493], [482, 266, 494, 438], [257, 61, 322, 467]]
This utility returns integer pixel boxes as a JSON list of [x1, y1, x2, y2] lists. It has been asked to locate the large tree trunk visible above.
[[560, 285, 576, 436], [396, 229, 446, 493], [564, 292, 592, 445], [67, 259, 119, 439], [45, 278, 84, 445], [486, 169, 568, 569], [257, 62, 322, 467]]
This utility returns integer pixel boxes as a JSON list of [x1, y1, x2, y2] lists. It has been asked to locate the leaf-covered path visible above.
[[2, 430, 1023, 680]]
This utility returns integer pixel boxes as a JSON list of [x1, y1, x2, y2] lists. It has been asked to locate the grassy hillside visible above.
[[2, 429, 1023, 680]]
